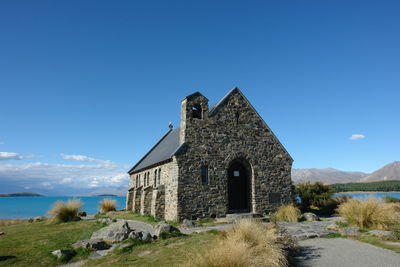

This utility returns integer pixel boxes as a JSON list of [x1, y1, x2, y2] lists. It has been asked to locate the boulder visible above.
[[97, 218, 113, 225], [182, 219, 196, 228], [51, 249, 73, 259], [302, 212, 319, 222], [0, 232, 5, 236], [367, 230, 395, 237], [339, 227, 360, 236], [72, 239, 108, 250], [91, 221, 132, 242], [128, 231, 154, 242], [326, 223, 339, 231], [154, 221, 180, 237]]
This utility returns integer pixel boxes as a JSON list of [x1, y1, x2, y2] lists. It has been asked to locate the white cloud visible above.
[[0, 152, 35, 161], [61, 154, 114, 166], [0, 142, 4, 145], [0, 160, 128, 191], [349, 134, 365, 140]]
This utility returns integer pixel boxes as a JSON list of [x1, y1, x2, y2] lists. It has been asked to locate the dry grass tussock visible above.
[[337, 198, 400, 230], [100, 198, 116, 213], [47, 199, 83, 223], [275, 204, 301, 222], [187, 220, 288, 267]]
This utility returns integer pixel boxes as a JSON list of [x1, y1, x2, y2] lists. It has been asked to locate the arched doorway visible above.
[[227, 159, 251, 212]]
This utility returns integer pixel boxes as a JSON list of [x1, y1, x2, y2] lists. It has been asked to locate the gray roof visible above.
[[128, 87, 293, 173], [128, 127, 181, 173]]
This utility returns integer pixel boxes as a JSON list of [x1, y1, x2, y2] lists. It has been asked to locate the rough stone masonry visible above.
[[126, 88, 293, 221]]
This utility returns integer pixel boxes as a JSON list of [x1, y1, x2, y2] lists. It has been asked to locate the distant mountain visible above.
[[360, 161, 400, 182], [0, 192, 42, 197], [292, 168, 368, 184]]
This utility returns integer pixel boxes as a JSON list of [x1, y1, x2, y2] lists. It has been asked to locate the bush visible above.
[[187, 220, 288, 267], [337, 198, 400, 230], [382, 196, 400, 203], [275, 204, 301, 222], [296, 182, 335, 211], [318, 195, 352, 216], [99, 198, 116, 213], [48, 199, 83, 223]]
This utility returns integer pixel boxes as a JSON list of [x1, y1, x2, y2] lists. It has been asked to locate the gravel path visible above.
[[292, 238, 400, 267]]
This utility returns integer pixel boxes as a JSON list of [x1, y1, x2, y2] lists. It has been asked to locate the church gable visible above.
[[208, 88, 292, 162]]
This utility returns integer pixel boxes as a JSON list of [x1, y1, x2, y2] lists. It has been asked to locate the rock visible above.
[[154, 221, 180, 237], [78, 211, 87, 217], [128, 231, 153, 242], [339, 227, 360, 236], [97, 218, 113, 225], [326, 223, 339, 231], [367, 230, 395, 237], [302, 212, 319, 222], [51, 249, 73, 259], [91, 221, 132, 242], [182, 219, 196, 228], [0, 232, 5, 236], [72, 239, 108, 250], [89, 244, 117, 259], [29, 216, 46, 222], [137, 231, 153, 242]]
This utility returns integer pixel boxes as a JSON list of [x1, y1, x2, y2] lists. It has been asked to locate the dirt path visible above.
[[292, 238, 400, 267]]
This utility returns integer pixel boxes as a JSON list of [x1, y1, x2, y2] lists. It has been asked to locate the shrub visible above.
[[382, 196, 400, 203], [318, 195, 352, 216], [337, 198, 400, 230], [275, 204, 301, 222], [296, 182, 335, 211], [99, 198, 116, 213], [187, 220, 288, 267], [48, 199, 83, 223]]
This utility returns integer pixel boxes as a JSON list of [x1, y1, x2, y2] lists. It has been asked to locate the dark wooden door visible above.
[[228, 162, 249, 212]]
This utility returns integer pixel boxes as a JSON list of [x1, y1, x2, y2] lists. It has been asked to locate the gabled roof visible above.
[[128, 88, 292, 174], [128, 127, 181, 174]]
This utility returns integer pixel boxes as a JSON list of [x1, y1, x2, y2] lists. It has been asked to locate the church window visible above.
[[235, 111, 240, 125], [158, 168, 161, 185], [192, 105, 202, 119], [154, 169, 157, 186], [201, 166, 209, 185]]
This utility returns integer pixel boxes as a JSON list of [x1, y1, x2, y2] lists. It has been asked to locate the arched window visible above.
[[191, 105, 202, 119], [158, 168, 161, 185], [235, 111, 240, 125], [147, 172, 150, 186], [154, 169, 157, 186]]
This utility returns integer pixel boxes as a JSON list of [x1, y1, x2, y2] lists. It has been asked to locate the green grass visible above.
[[84, 231, 220, 267], [95, 211, 182, 227], [325, 233, 343, 238], [0, 220, 103, 266], [353, 235, 400, 254]]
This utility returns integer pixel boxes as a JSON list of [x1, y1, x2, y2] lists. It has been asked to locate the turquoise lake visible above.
[[1, 192, 400, 219], [0, 196, 127, 219]]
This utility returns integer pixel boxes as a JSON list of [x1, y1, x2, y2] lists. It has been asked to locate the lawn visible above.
[[0, 217, 220, 267], [84, 230, 220, 267], [0, 220, 103, 266]]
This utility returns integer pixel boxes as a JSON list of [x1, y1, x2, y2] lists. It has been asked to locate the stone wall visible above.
[[127, 160, 179, 221], [126, 89, 293, 222], [175, 89, 293, 221]]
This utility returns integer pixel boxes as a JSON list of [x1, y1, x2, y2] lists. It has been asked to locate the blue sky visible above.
[[0, 1, 399, 194]]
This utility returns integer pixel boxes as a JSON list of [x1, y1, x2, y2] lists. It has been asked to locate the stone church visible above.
[[126, 88, 293, 222]]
